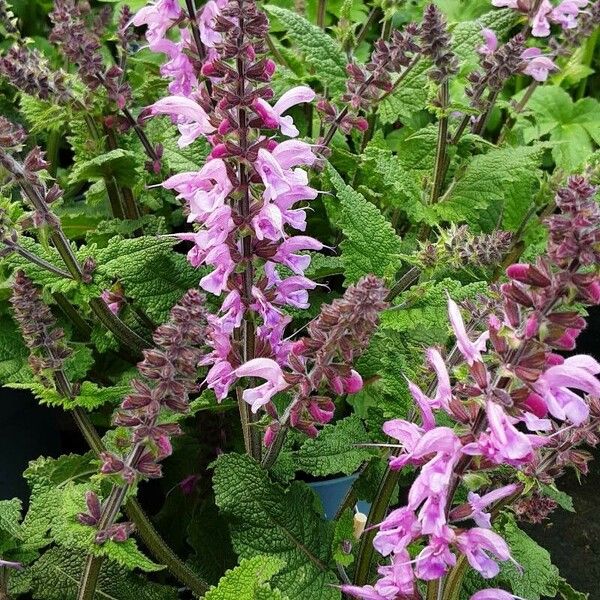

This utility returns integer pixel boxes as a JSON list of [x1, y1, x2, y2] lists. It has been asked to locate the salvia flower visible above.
[[420, 3, 459, 83], [347, 176, 600, 597]]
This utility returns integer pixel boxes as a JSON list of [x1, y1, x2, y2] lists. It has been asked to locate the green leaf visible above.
[[540, 484, 575, 513], [293, 416, 374, 477], [213, 453, 340, 600], [69, 149, 141, 186], [11, 547, 178, 600], [94, 236, 201, 322], [204, 556, 287, 600], [7, 381, 129, 410], [331, 509, 355, 567], [0, 499, 23, 539], [264, 6, 347, 94], [558, 578, 589, 600], [0, 314, 31, 384], [326, 163, 402, 284], [496, 515, 561, 599], [19, 95, 70, 134], [380, 279, 488, 345], [438, 145, 544, 231]]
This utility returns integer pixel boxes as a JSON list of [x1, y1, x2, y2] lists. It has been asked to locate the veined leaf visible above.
[[326, 163, 402, 285], [213, 453, 340, 600], [264, 6, 347, 95], [204, 556, 287, 600]]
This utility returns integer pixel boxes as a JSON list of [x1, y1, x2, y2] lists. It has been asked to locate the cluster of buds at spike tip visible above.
[[343, 176, 600, 600], [414, 225, 513, 271], [0, 43, 71, 103], [10, 271, 71, 383], [97, 289, 207, 488], [317, 25, 420, 136], [0, 116, 26, 148], [262, 276, 388, 442], [48, 0, 131, 109], [132, 0, 335, 426], [420, 3, 459, 84]]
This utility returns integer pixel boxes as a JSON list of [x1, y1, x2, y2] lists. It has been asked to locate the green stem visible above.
[[577, 28, 599, 99], [429, 81, 449, 205], [355, 7, 381, 49], [77, 555, 104, 600], [4, 243, 73, 279], [353, 465, 401, 585], [496, 80, 539, 145], [71, 408, 210, 597], [317, 0, 327, 28]]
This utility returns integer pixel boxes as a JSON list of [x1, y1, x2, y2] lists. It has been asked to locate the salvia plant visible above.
[[0, 0, 598, 599]]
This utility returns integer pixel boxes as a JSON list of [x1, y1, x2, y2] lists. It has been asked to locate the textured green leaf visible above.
[[540, 484, 575, 513], [7, 381, 129, 410], [293, 416, 374, 477], [213, 453, 340, 600], [19, 95, 70, 133], [497, 515, 560, 599], [326, 163, 402, 284], [264, 6, 347, 94], [558, 578, 589, 600], [94, 236, 200, 322], [11, 547, 178, 600], [331, 509, 355, 567], [69, 149, 142, 186], [0, 314, 31, 384], [438, 145, 544, 231], [380, 279, 488, 345], [0, 499, 23, 539], [204, 555, 287, 600]]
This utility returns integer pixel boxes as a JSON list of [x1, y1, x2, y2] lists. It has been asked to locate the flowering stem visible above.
[[77, 556, 104, 600], [184, 0, 207, 62], [429, 81, 449, 205], [355, 8, 381, 49], [497, 80, 539, 145], [2, 243, 73, 279]]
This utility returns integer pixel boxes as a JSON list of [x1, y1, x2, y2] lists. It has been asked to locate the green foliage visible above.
[[93, 236, 201, 322], [291, 415, 375, 477], [264, 6, 348, 94], [437, 145, 545, 231], [204, 556, 287, 600], [213, 453, 340, 600], [331, 509, 355, 567], [69, 148, 142, 187], [0, 314, 31, 384], [6, 381, 129, 410], [10, 547, 178, 600], [326, 163, 402, 284], [517, 86, 600, 171]]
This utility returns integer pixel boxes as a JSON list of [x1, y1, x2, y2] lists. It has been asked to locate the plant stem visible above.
[[317, 0, 327, 28], [353, 463, 401, 585], [496, 80, 539, 145], [385, 266, 421, 303], [235, 1, 261, 461], [429, 81, 450, 205], [355, 7, 381, 49], [3, 243, 73, 279], [77, 555, 104, 600]]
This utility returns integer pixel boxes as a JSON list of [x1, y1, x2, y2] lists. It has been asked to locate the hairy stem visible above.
[[429, 81, 450, 205], [77, 555, 104, 600], [317, 0, 327, 28]]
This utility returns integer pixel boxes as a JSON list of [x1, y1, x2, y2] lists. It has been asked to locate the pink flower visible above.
[[373, 507, 421, 556], [465, 484, 520, 529], [456, 528, 514, 579], [470, 589, 518, 600], [551, 0, 588, 29], [447, 297, 489, 366], [199, 244, 235, 295], [534, 355, 600, 425], [205, 360, 236, 401], [415, 530, 457, 580], [252, 86, 316, 137], [271, 140, 317, 169], [235, 358, 289, 412], [491, 0, 519, 6], [149, 96, 214, 146], [340, 585, 388, 600], [521, 48, 558, 82], [531, 0, 554, 37], [375, 551, 418, 598], [131, 0, 182, 48], [163, 159, 233, 218], [478, 28, 498, 55], [462, 401, 541, 466], [101, 290, 123, 315], [273, 236, 323, 274], [218, 289, 244, 332], [198, 0, 226, 47]]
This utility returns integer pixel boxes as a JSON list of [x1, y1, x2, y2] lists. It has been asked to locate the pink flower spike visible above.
[[149, 96, 214, 146], [235, 358, 289, 413], [447, 296, 488, 366], [252, 86, 315, 137], [131, 0, 182, 47]]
